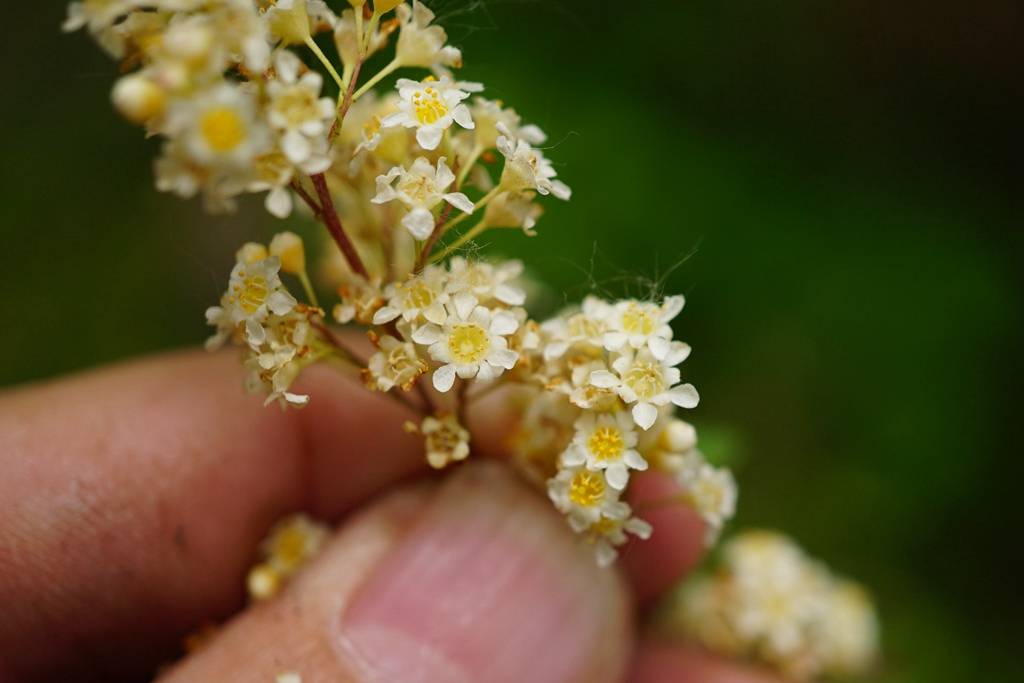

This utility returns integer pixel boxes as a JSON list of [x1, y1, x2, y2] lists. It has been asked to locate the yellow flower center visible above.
[[397, 174, 435, 204], [591, 517, 618, 535], [587, 425, 625, 461], [402, 280, 435, 309], [447, 323, 489, 364], [386, 344, 422, 383], [270, 527, 311, 570], [412, 87, 448, 125], [200, 106, 246, 152], [623, 362, 665, 401], [427, 423, 462, 456], [621, 303, 656, 336], [568, 313, 605, 340], [569, 470, 605, 508], [273, 87, 318, 127], [233, 270, 269, 314]]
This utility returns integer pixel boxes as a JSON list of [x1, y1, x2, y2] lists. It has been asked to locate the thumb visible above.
[[159, 463, 633, 683]]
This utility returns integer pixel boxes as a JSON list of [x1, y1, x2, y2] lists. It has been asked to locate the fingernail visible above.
[[338, 463, 629, 683]]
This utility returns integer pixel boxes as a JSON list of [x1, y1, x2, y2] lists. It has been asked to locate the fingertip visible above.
[[622, 470, 706, 605], [628, 639, 781, 683]]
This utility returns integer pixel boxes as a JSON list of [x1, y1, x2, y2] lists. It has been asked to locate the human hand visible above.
[[0, 350, 778, 683]]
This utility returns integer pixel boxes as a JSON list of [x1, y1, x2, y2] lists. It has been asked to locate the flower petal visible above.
[[632, 402, 658, 430], [432, 363, 457, 392]]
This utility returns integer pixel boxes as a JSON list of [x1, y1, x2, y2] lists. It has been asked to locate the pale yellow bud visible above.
[[268, 0, 311, 45], [247, 563, 281, 601], [111, 74, 166, 124], [269, 232, 306, 274], [236, 242, 269, 264], [347, 0, 366, 6], [373, 0, 403, 15]]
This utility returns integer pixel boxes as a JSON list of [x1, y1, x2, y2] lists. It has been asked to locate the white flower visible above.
[[334, 8, 388, 69], [820, 581, 879, 677], [261, 513, 328, 574], [547, 466, 629, 532], [242, 313, 314, 408], [470, 97, 546, 151], [541, 296, 613, 360], [589, 346, 699, 430], [603, 295, 684, 360], [482, 190, 543, 234], [371, 157, 473, 239], [373, 265, 450, 326], [583, 512, 652, 567], [446, 257, 526, 306], [363, 335, 427, 392], [420, 413, 471, 469], [382, 77, 475, 150], [682, 462, 737, 544], [265, 0, 313, 45], [206, 256, 297, 348], [266, 50, 335, 169], [562, 411, 647, 489], [564, 360, 621, 412], [333, 277, 385, 325], [496, 123, 571, 199], [168, 83, 270, 169], [412, 297, 520, 392], [395, 1, 462, 69], [63, 0, 140, 34]]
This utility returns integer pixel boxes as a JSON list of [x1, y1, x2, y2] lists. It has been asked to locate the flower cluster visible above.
[[669, 531, 880, 681], [246, 513, 329, 601]]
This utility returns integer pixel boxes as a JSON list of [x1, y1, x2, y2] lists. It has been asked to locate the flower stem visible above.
[[431, 218, 490, 263], [456, 143, 484, 187], [413, 202, 454, 273], [298, 270, 320, 308], [353, 57, 401, 101], [309, 173, 370, 280], [304, 37, 344, 90]]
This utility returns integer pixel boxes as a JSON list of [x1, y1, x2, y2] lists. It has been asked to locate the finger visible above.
[[158, 463, 632, 683], [467, 388, 708, 607], [627, 638, 781, 683], [622, 471, 707, 605], [0, 350, 425, 682]]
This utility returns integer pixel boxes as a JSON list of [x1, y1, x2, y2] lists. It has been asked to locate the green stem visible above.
[[456, 143, 484, 187], [298, 270, 320, 309], [432, 218, 490, 262], [304, 37, 344, 90], [353, 57, 401, 101]]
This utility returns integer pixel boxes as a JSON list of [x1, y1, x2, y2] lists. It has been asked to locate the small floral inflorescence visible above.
[[666, 530, 880, 681], [68, 21, 881, 667], [66, 0, 727, 567], [247, 513, 328, 601]]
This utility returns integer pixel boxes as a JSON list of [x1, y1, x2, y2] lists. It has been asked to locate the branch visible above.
[[309, 173, 370, 280]]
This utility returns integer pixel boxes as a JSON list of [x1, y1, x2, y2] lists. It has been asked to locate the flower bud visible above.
[[269, 231, 306, 274], [373, 0, 403, 15], [246, 562, 281, 601], [347, 0, 366, 6], [111, 74, 166, 124], [236, 242, 269, 264], [267, 0, 311, 45]]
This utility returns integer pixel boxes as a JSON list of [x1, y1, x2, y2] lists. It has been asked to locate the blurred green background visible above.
[[2, 1, 1021, 681]]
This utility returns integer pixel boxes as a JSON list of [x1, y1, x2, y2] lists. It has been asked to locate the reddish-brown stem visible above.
[[328, 57, 364, 142], [414, 202, 454, 273], [414, 376, 437, 415], [455, 377, 469, 425], [290, 180, 322, 217], [309, 172, 370, 280]]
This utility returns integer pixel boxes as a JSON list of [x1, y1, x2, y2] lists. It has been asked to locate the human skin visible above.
[[0, 350, 779, 683]]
